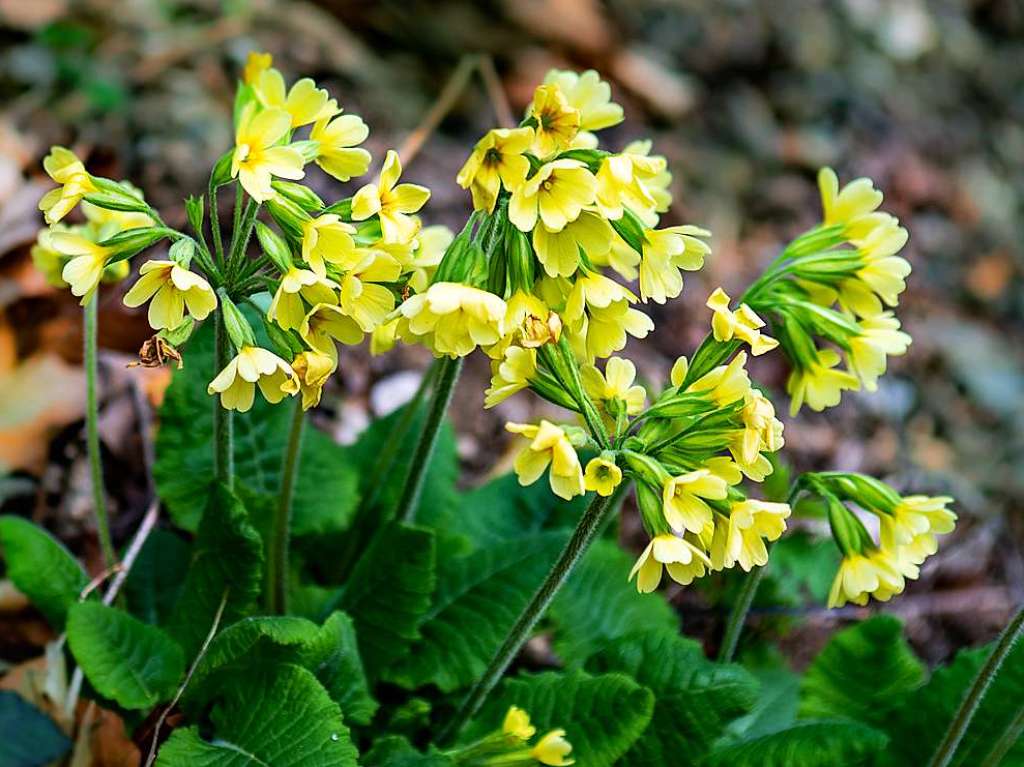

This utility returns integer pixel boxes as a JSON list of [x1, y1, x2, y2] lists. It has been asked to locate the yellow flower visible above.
[[685, 352, 751, 407], [563, 272, 634, 323], [291, 349, 337, 410], [310, 113, 372, 182], [530, 729, 575, 766], [301, 214, 358, 278], [527, 84, 581, 156], [624, 140, 672, 215], [638, 226, 710, 304], [724, 500, 791, 571], [252, 68, 337, 127], [351, 150, 430, 244], [544, 69, 623, 133], [827, 550, 904, 608], [300, 303, 364, 357], [123, 260, 217, 330], [242, 51, 273, 85], [508, 160, 597, 233], [51, 232, 114, 303], [506, 420, 585, 500], [207, 346, 299, 412], [706, 288, 778, 355], [594, 149, 665, 222], [662, 469, 729, 534], [581, 356, 646, 425], [879, 495, 956, 550], [485, 346, 537, 408], [232, 104, 305, 202], [570, 301, 654, 362], [734, 388, 784, 468], [31, 228, 69, 288], [405, 225, 453, 293], [267, 268, 338, 331], [400, 282, 507, 358], [584, 456, 622, 497], [533, 210, 613, 278], [456, 127, 534, 213], [630, 533, 711, 593], [786, 348, 860, 415], [818, 167, 883, 230], [503, 706, 536, 742], [338, 251, 401, 332], [592, 232, 641, 280], [370, 318, 400, 356], [38, 147, 97, 224], [842, 218, 912, 315], [846, 312, 911, 391]]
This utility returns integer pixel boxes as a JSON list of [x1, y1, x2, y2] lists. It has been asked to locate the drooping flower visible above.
[[400, 282, 507, 358], [291, 349, 337, 410], [594, 149, 665, 221], [123, 260, 217, 330], [508, 160, 597, 233], [786, 348, 860, 415], [530, 729, 575, 766], [456, 127, 534, 213], [683, 352, 752, 408], [581, 356, 646, 426], [300, 303, 364, 357], [533, 210, 613, 278], [242, 51, 273, 85], [723, 499, 791, 571], [503, 706, 536, 742], [846, 312, 911, 392], [637, 226, 710, 304], [706, 287, 778, 356], [310, 113, 372, 182], [506, 420, 585, 500], [300, 214, 358, 278], [583, 456, 622, 497], [50, 232, 114, 303], [818, 167, 884, 231], [629, 534, 711, 592], [544, 69, 623, 134], [485, 346, 537, 408], [351, 150, 430, 244], [827, 549, 905, 608], [232, 104, 305, 201], [267, 267, 338, 331], [879, 495, 956, 551], [207, 346, 299, 412], [338, 250, 401, 332], [734, 388, 784, 468], [662, 469, 729, 534], [39, 147, 97, 224]]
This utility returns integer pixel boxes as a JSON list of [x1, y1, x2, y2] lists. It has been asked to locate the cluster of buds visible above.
[[445, 705, 574, 766]]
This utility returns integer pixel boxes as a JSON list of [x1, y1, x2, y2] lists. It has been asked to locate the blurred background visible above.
[[0, 0, 1022, 669]]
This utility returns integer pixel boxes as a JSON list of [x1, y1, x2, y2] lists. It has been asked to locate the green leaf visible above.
[[799, 615, 925, 727], [761, 531, 840, 605], [123, 529, 190, 625], [0, 691, 72, 767], [66, 602, 185, 710], [311, 612, 379, 726], [704, 720, 889, 767], [339, 521, 436, 681], [587, 629, 758, 766], [466, 670, 654, 767], [551, 540, 679, 663], [722, 667, 801, 744], [156, 664, 358, 767], [154, 316, 359, 533], [0, 515, 87, 630], [363, 737, 454, 767], [168, 483, 264, 659], [385, 531, 568, 692]]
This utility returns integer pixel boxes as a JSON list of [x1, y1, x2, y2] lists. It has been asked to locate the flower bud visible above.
[[271, 180, 324, 213], [505, 226, 536, 294], [159, 316, 195, 346], [219, 293, 256, 350], [266, 195, 311, 240], [98, 226, 169, 263], [255, 221, 294, 273], [185, 194, 205, 235], [168, 237, 195, 268], [211, 150, 233, 186]]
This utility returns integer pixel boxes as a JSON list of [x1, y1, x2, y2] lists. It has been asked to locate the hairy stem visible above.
[[396, 355, 462, 524], [84, 294, 115, 568], [978, 704, 1024, 767], [208, 178, 225, 264], [718, 552, 770, 663], [213, 312, 234, 488], [440, 489, 619, 743], [927, 605, 1024, 767], [267, 397, 305, 615]]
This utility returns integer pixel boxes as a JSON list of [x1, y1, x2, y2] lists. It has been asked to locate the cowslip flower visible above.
[[503, 706, 536, 742], [300, 303, 364, 356], [844, 219, 911, 313], [723, 499, 791, 571], [544, 69, 623, 134], [400, 282, 507, 358], [506, 420, 585, 500], [456, 127, 534, 213], [581, 356, 646, 425], [207, 346, 299, 412], [846, 312, 911, 391], [734, 388, 784, 468], [533, 210, 613, 278], [242, 51, 273, 85], [594, 150, 665, 221], [527, 83, 580, 156], [351, 150, 430, 244], [706, 288, 778, 356], [338, 251, 401, 332], [531, 729, 575, 766], [786, 348, 860, 415], [818, 167, 883, 231], [630, 534, 711, 592], [301, 214, 358, 278], [682, 352, 752, 408], [310, 113, 371, 182], [484, 346, 537, 408], [570, 299, 654, 362], [827, 549, 905, 608], [637, 226, 710, 304], [252, 68, 337, 127], [583, 456, 622, 497], [232, 104, 305, 201], [291, 349, 337, 410], [662, 469, 729, 534], [39, 147, 97, 224], [404, 225, 453, 293], [508, 160, 597, 233], [879, 495, 956, 550], [123, 260, 217, 330], [51, 232, 114, 303], [267, 268, 338, 331]]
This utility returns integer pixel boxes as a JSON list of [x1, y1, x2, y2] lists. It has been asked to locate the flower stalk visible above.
[[267, 396, 305, 615], [212, 310, 234, 487], [718, 549, 770, 663], [84, 293, 115, 568]]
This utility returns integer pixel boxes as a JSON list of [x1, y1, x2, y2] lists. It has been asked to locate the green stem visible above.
[[84, 295, 115, 568], [228, 198, 260, 282], [718, 552, 770, 663], [396, 356, 462, 525], [978, 704, 1024, 767], [440, 488, 620, 744], [208, 178, 225, 264], [268, 397, 305, 615], [213, 311, 234, 488], [927, 605, 1024, 767]]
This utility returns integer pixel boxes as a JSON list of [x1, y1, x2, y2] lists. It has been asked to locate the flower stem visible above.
[[978, 703, 1024, 767], [440, 488, 619, 744], [213, 311, 234, 488], [267, 397, 305, 615], [927, 605, 1024, 767], [396, 355, 462, 525], [84, 294, 115, 568], [208, 178, 225, 265], [718, 551, 770, 663]]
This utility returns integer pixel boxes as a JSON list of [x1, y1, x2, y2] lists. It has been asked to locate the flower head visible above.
[[503, 706, 536, 742], [581, 356, 646, 426], [584, 456, 622, 497], [527, 84, 581, 156], [268, 267, 338, 331], [457, 127, 534, 213], [232, 104, 305, 201], [630, 534, 711, 592], [818, 167, 884, 231], [544, 69, 623, 134], [706, 288, 778, 355], [846, 311, 911, 391], [400, 282, 507, 358], [51, 232, 114, 303], [351, 150, 430, 244], [291, 349, 337, 410], [533, 210, 613, 279], [508, 160, 597, 233], [310, 114, 371, 182], [485, 346, 537, 408], [301, 214, 358, 278], [252, 68, 337, 127], [724, 499, 791, 571], [207, 346, 299, 412], [638, 226, 710, 304], [827, 549, 905, 608], [506, 420, 585, 500], [662, 469, 729, 534], [880, 495, 956, 551], [531, 729, 575, 766], [242, 51, 273, 85], [300, 303, 364, 357], [123, 260, 217, 330], [786, 348, 860, 415], [39, 147, 97, 224]]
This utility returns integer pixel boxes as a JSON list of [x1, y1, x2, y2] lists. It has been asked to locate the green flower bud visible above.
[[185, 194, 205, 235], [255, 221, 293, 273], [168, 237, 195, 268], [271, 180, 324, 213], [219, 293, 256, 350]]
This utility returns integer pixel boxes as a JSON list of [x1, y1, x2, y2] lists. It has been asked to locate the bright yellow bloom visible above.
[[544, 69, 622, 133], [638, 226, 710, 304], [724, 499, 791, 571], [503, 706, 536, 742], [827, 550, 905, 608], [39, 147, 97, 224], [662, 469, 729, 534], [123, 260, 217, 330], [530, 729, 575, 766], [242, 51, 273, 85], [630, 533, 711, 592], [581, 356, 646, 425], [456, 127, 534, 213], [485, 346, 537, 408], [685, 352, 751, 407], [300, 303, 364, 357], [734, 388, 784, 468], [31, 228, 68, 288], [501, 291, 563, 351], [50, 232, 113, 303], [338, 251, 401, 332], [291, 349, 337, 410], [706, 288, 778, 356], [584, 456, 622, 497], [786, 348, 860, 415], [563, 272, 633, 323], [252, 68, 337, 127], [818, 167, 883, 230], [842, 218, 912, 315], [232, 104, 305, 202], [594, 149, 665, 221], [404, 225, 453, 293], [351, 150, 430, 244], [593, 232, 641, 280], [207, 346, 299, 412], [570, 301, 654, 362], [880, 495, 956, 550], [533, 210, 612, 278], [310, 114, 371, 182], [301, 214, 358, 278], [527, 84, 581, 156], [508, 160, 597, 233], [506, 420, 585, 501], [624, 140, 672, 216], [846, 312, 911, 391], [400, 282, 507, 358], [267, 268, 338, 331], [370, 318, 400, 356]]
